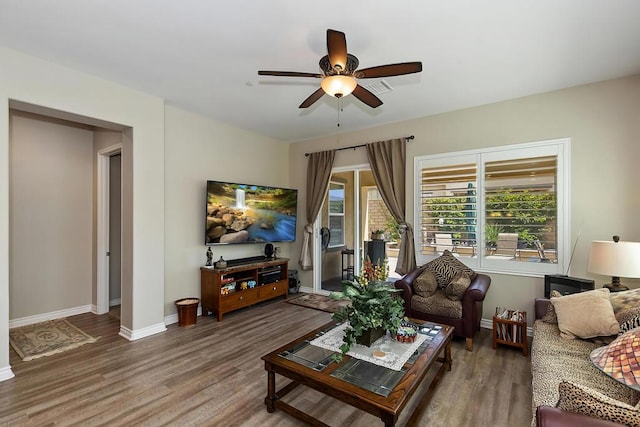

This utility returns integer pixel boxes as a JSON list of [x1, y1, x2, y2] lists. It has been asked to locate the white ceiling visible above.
[[1, 0, 639, 142]]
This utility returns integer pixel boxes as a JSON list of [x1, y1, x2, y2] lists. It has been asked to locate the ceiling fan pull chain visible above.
[[336, 98, 342, 145]]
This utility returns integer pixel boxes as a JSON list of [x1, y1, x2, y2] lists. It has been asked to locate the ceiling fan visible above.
[[258, 29, 422, 109]]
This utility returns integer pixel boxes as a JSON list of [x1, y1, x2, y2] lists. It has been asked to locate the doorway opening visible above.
[[314, 167, 399, 293], [97, 145, 122, 315], [7, 102, 131, 335]]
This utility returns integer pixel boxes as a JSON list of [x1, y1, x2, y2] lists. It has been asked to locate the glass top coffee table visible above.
[[261, 319, 453, 426]]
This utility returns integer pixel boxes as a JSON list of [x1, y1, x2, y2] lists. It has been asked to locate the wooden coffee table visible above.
[[261, 320, 453, 426]]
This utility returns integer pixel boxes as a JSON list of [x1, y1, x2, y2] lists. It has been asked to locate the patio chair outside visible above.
[[533, 239, 551, 263], [435, 233, 456, 254], [486, 232, 518, 260]]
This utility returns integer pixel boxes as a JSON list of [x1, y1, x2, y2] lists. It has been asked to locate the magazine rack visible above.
[[492, 309, 527, 356]]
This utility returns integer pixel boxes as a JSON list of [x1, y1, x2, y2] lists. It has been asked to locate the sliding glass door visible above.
[[316, 170, 356, 293], [314, 166, 399, 293]]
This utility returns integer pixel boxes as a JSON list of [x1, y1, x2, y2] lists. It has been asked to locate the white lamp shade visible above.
[[588, 240, 640, 278], [320, 75, 357, 98]]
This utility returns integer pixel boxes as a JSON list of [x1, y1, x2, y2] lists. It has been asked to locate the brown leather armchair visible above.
[[394, 268, 491, 351]]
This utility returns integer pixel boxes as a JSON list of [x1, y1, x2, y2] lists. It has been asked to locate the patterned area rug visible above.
[[9, 319, 98, 361], [286, 293, 350, 313]]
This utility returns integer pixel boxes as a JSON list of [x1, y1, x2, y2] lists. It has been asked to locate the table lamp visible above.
[[587, 236, 640, 292]]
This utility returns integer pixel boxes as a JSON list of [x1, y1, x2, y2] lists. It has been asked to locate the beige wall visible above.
[[9, 112, 94, 319], [9, 116, 132, 325], [0, 45, 165, 377], [163, 106, 290, 317], [289, 75, 640, 324]]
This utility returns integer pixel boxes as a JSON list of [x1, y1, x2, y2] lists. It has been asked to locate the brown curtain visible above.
[[366, 138, 416, 275], [298, 150, 335, 270]]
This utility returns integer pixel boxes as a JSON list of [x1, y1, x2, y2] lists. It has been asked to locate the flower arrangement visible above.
[[359, 256, 390, 284], [329, 257, 404, 361]]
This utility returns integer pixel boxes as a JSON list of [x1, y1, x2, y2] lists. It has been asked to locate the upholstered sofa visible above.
[[532, 291, 640, 427], [394, 251, 491, 351]]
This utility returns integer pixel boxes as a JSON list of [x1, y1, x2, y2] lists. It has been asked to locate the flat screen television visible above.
[[205, 180, 298, 245], [544, 274, 595, 298]]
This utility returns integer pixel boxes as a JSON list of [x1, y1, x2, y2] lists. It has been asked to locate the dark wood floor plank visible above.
[[0, 300, 532, 426]]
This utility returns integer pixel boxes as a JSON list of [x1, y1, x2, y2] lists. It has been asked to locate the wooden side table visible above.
[[493, 309, 528, 356]]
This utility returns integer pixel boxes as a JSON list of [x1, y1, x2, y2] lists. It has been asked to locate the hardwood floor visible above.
[[0, 299, 532, 426]]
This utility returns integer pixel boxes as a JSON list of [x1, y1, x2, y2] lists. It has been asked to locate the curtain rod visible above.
[[304, 135, 414, 157]]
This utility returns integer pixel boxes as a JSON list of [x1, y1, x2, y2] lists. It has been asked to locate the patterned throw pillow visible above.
[[444, 271, 471, 301], [413, 269, 438, 298], [609, 288, 640, 314], [620, 315, 640, 335], [541, 290, 562, 324], [424, 250, 476, 289], [615, 307, 640, 336], [615, 306, 640, 325], [556, 381, 640, 426]]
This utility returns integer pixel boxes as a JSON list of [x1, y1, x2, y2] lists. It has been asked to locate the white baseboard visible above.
[[164, 313, 179, 325], [119, 322, 167, 341], [0, 366, 15, 382], [480, 318, 492, 331], [9, 305, 93, 328], [119, 326, 133, 340], [109, 298, 121, 307]]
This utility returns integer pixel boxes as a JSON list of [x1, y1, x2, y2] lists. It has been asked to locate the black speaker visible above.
[[365, 240, 386, 266], [288, 269, 300, 294], [264, 243, 274, 258]]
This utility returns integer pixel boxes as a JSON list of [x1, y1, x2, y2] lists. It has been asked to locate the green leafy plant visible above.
[[329, 259, 404, 362], [485, 224, 504, 246], [385, 213, 401, 242]]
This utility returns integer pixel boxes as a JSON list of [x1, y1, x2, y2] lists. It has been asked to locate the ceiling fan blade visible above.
[[327, 29, 348, 71], [258, 70, 323, 78], [352, 85, 383, 108], [299, 88, 325, 108], [356, 62, 423, 79]]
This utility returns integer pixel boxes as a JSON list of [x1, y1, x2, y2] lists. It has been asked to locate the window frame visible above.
[[414, 138, 570, 276], [327, 180, 346, 248]]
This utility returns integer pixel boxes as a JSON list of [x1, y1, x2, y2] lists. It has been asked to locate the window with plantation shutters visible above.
[[415, 139, 569, 275], [484, 155, 557, 261], [420, 161, 478, 258]]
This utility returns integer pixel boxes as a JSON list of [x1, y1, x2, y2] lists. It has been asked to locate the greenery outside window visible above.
[[328, 181, 345, 248], [415, 138, 569, 275]]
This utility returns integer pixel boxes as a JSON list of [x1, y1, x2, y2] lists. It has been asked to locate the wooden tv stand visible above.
[[200, 257, 289, 321]]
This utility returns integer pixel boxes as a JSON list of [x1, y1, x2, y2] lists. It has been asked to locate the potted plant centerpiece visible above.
[[330, 258, 405, 361]]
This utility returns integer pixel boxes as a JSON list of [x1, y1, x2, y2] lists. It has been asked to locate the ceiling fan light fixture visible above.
[[321, 75, 357, 98]]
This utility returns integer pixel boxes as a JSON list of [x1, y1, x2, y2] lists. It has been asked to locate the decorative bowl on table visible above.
[[395, 326, 417, 343]]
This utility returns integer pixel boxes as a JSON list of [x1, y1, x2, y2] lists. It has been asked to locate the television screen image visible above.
[[206, 180, 298, 245]]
